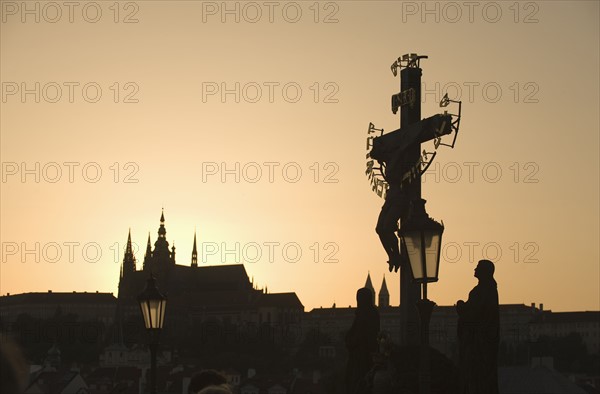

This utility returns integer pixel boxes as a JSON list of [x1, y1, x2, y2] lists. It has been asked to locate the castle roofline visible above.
[[0, 291, 116, 305]]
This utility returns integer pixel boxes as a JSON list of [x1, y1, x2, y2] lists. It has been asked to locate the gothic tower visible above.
[[365, 272, 375, 302], [143, 210, 176, 274], [120, 230, 136, 279], [379, 276, 390, 308], [191, 230, 198, 267], [143, 233, 152, 271]]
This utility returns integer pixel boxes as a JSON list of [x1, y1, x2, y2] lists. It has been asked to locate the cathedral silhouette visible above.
[[116, 211, 304, 330]]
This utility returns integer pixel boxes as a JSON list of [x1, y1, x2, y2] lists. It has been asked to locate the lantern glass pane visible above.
[[140, 301, 150, 329], [425, 231, 441, 281], [158, 300, 166, 329], [403, 232, 424, 280], [148, 299, 161, 329]]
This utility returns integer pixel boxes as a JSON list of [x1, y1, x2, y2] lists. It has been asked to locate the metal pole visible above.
[[399, 64, 423, 347], [149, 341, 158, 394], [416, 295, 435, 394]]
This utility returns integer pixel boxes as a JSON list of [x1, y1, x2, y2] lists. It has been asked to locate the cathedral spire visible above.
[[121, 229, 136, 278], [145, 233, 152, 257], [191, 230, 198, 267], [379, 276, 390, 308], [158, 209, 166, 238], [125, 229, 133, 255], [364, 272, 375, 302], [143, 232, 152, 271], [153, 209, 172, 269]]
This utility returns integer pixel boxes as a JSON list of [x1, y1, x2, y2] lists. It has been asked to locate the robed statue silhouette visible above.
[[456, 259, 500, 394], [345, 287, 381, 394]]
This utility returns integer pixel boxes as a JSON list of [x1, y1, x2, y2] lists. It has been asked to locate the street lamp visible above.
[[399, 198, 444, 394], [138, 275, 167, 394], [400, 199, 444, 292]]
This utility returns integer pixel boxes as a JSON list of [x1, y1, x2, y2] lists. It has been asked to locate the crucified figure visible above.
[[370, 113, 452, 272], [371, 138, 412, 272]]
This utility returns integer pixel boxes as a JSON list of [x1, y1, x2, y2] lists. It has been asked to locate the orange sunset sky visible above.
[[1, 1, 598, 312]]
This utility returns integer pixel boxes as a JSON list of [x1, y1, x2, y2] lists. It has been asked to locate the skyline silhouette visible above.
[[1, 2, 599, 313]]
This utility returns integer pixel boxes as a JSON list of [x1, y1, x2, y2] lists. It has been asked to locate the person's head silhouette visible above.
[[189, 370, 228, 394], [198, 385, 232, 394], [474, 259, 495, 281], [0, 339, 27, 394], [356, 287, 374, 309]]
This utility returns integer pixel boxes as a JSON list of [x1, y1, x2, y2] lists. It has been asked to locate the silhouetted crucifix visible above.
[[366, 54, 461, 274], [370, 113, 453, 272]]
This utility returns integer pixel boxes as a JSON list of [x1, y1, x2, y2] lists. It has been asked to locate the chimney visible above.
[[540, 303, 544, 312]]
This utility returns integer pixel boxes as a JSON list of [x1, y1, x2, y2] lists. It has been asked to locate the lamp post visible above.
[[399, 198, 444, 394], [138, 275, 167, 394]]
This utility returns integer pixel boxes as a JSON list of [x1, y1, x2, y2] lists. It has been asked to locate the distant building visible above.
[[302, 304, 355, 344], [304, 294, 600, 367], [98, 343, 171, 368], [4, 211, 598, 377], [0, 291, 116, 325], [44, 344, 61, 369], [304, 278, 549, 363], [530, 310, 600, 354], [25, 370, 88, 394], [302, 274, 399, 344], [498, 365, 589, 394], [428, 303, 543, 361], [116, 211, 304, 342], [85, 366, 142, 394]]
